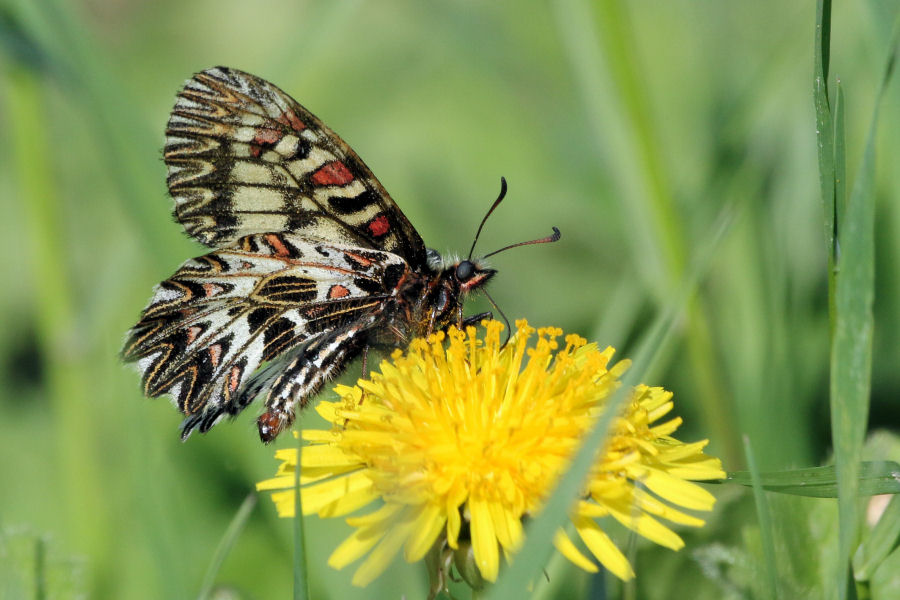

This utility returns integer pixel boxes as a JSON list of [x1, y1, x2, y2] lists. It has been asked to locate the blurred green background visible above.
[[1, 0, 898, 598]]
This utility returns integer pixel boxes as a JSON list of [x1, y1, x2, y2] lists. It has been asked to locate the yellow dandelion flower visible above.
[[257, 320, 725, 586]]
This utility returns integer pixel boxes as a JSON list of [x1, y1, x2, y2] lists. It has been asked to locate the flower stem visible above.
[[293, 431, 310, 600]]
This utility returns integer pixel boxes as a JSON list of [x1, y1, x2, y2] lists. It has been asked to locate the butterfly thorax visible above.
[[376, 256, 496, 345]]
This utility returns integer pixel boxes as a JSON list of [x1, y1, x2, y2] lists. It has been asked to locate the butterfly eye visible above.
[[456, 260, 475, 281]]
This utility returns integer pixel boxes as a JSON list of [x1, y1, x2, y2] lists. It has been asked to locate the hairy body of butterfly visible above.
[[122, 67, 497, 443]]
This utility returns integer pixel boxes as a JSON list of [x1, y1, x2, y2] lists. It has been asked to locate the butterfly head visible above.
[[453, 258, 496, 293], [434, 177, 561, 336]]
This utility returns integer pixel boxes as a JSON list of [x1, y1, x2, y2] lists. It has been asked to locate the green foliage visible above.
[[724, 462, 900, 497], [1, 0, 898, 598], [0, 528, 85, 599], [743, 436, 778, 599]]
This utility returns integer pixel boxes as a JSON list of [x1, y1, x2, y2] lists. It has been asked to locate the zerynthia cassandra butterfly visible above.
[[122, 67, 558, 443]]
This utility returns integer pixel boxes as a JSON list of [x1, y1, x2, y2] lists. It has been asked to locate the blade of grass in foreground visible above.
[[294, 431, 310, 600], [853, 495, 900, 580], [813, 0, 837, 328], [833, 82, 846, 239], [197, 493, 257, 600], [743, 436, 777, 600], [552, 0, 740, 468], [484, 292, 667, 600], [485, 193, 739, 600], [829, 22, 898, 600], [724, 462, 900, 498]]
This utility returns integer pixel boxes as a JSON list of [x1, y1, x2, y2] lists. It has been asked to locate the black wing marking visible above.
[[164, 66, 428, 269]]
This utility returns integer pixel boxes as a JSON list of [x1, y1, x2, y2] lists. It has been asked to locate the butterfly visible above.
[[122, 67, 559, 443]]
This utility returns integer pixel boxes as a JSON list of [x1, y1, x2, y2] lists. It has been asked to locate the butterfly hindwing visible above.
[[122, 233, 408, 436], [164, 66, 427, 269]]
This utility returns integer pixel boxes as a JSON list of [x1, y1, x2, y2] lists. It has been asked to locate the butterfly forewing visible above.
[[165, 66, 427, 268]]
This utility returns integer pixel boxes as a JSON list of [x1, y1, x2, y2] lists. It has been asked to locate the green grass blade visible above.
[[816, 0, 832, 81], [553, 0, 740, 470], [484, 301, 671, 600], [853, 494, 900, 580], [830, 23, 898, 599], [0, 6, 53, 74], [197, 493, 257, 600], [0, 530, 84, 599], [743, 436, 778, 600], [25, 0, 177, 257], [834, 82, 846, 235], [723, 462, 900, 497], [814, 0, 837, 328], [870, 544, 900, 597], [485, 193, 738, 600], [293, 432, 310, 600], [34, 536, 46, 600]]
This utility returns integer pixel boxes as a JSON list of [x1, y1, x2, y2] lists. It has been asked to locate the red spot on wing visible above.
[[228, 365, 242, 394], [186, 326, 203, 344], [367, 214, 390, 238], [278, 110, 306, 132], [202, 283, 222, 297], [264, 234, 291, 257], [310, 161, 355, 186], [250, 128, 282, 157], [328, 284, 351, 299], [255, 128, 281, 144], [208, 344, 222, 369]]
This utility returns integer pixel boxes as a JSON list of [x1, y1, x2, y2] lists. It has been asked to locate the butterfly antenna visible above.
[[481, 227, 561, 260], [482, 288, 513, 347], [468, 177, 508, 261]]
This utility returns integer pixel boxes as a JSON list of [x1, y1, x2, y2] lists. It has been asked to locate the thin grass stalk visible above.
[[294, 430, 310, 600], [197, 494, 257, 600], [853, 495, 900, 580], [486, 192, 736, 599], [829, 25, 897, 598], [813, 0, 837, 331], [33, 536, 46, 600], [743, 435, 778, 600], [553, 0, 740, 467]]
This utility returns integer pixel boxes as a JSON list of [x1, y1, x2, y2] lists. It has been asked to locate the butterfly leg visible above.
[[460, 311, 492, 329], [257, 326, 367, 443]]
